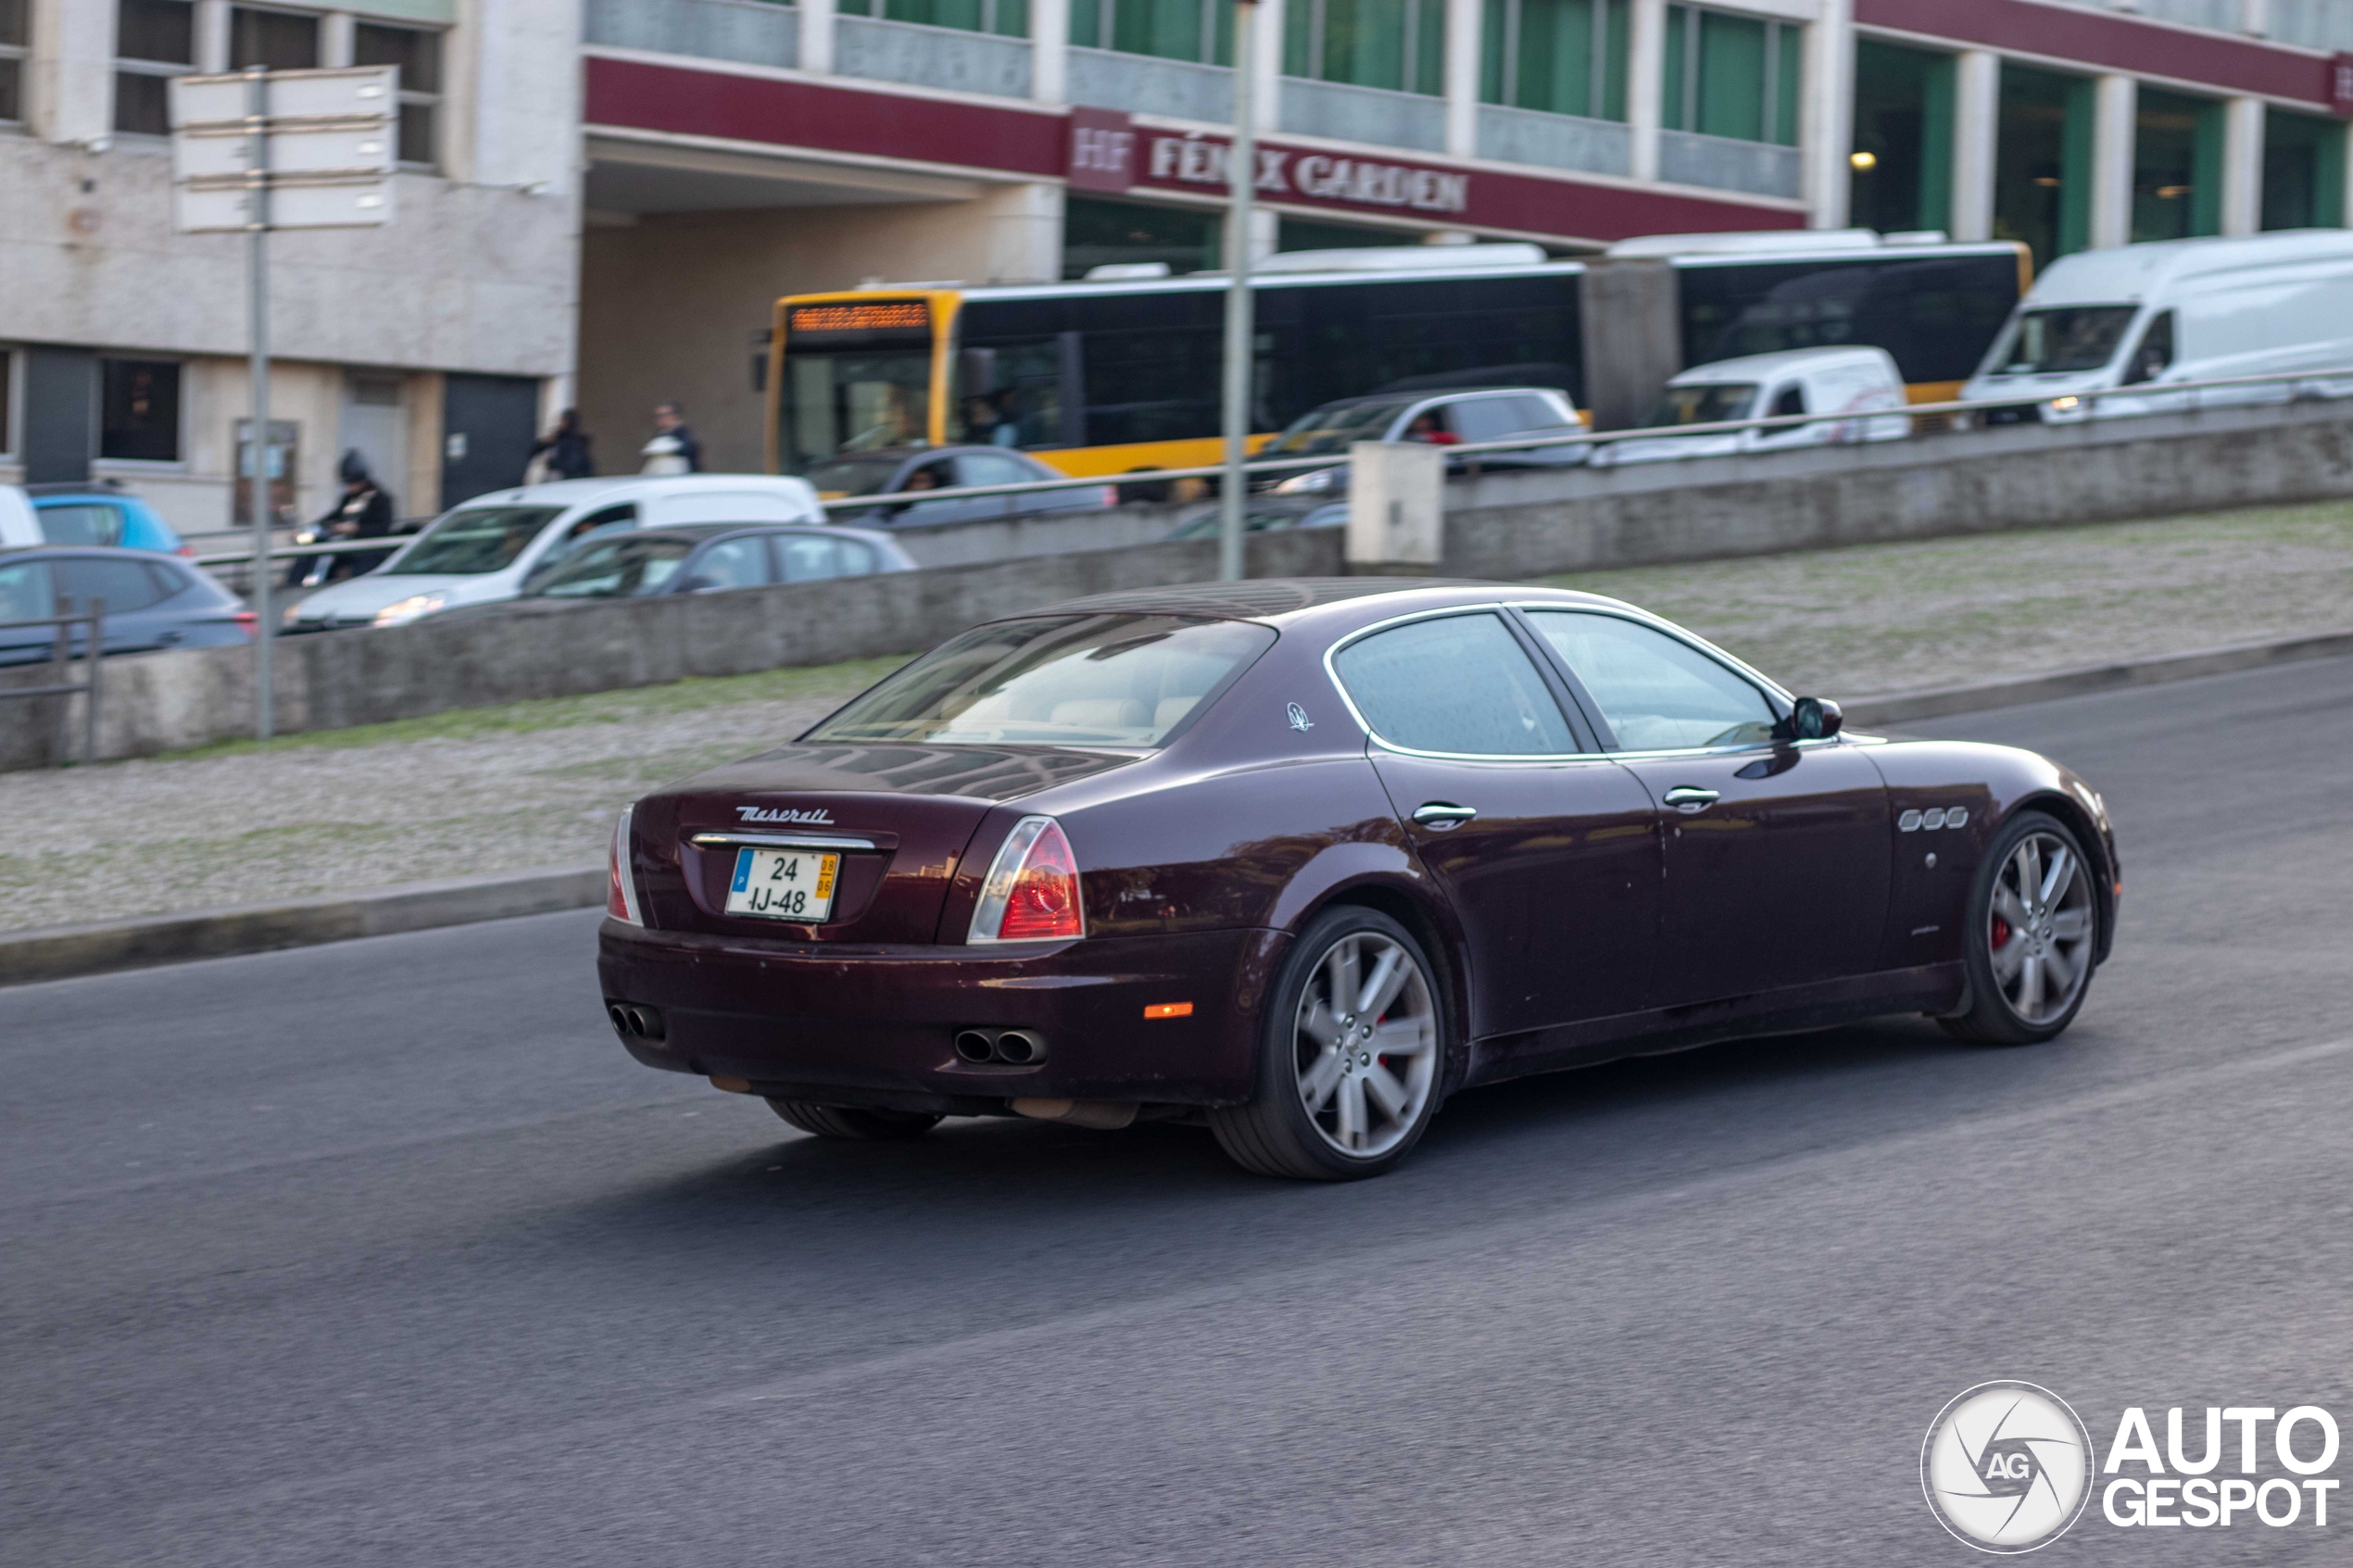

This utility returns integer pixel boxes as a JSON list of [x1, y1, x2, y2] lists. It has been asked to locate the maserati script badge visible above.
[[736, 805, 835, 825]]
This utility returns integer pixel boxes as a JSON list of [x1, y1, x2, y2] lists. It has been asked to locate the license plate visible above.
[[725, 847, 839, 922]]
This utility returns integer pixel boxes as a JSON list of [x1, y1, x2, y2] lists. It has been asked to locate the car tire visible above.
[[1209, 907, 1447, 1181], [1938, 809, 2102, 1046], [767, 1099, 943, 1140]]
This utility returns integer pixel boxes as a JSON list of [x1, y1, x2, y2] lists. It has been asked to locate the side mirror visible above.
[[1777, 696, 1843, 742]]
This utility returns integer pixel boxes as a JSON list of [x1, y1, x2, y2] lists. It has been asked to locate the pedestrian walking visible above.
[[639, 401, 702, 474], [528, 408, 595, 483], [287, 450, 396, 587]]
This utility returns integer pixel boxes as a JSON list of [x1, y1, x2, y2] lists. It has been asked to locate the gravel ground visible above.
[[6, 499, 2350, 934]]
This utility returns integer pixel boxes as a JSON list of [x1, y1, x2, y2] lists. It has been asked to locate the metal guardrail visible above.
[[175, 363, 2353, 569], [0, 598, 105, 767]]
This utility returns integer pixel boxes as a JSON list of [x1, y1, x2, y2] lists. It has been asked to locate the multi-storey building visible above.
[[6, 0, 2352, 521]]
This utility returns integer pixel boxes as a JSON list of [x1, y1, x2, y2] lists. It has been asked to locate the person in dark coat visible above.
[[531, 408, 596, 481], [640, 401, 702, 473], [288, 450, 396, 587]]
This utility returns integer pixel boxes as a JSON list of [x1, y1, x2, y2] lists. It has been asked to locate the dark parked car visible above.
[[599, 581, 2118, 1181], [804, 446, 1114, 528], [526, 523, 912, 596], [0, 546, 253, 665]]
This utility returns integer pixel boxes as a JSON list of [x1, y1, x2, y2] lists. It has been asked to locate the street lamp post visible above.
[[1217, 0, 1261, 583]]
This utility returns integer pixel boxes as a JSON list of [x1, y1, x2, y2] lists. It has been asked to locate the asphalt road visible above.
[[8, 656, 2353, 1565]]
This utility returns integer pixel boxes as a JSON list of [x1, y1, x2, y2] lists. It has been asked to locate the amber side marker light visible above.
[[1144, 1002, 1194, 1020]]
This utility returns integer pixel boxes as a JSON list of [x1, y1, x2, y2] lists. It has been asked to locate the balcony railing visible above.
[[1068, 47, 1231, 122], [1477, 104, 1629, 179], [1280, 78, 1446, 154], [837, 14, 1031, 97], [1658, 129, 1801, 200], [584, 0, 799, 69]]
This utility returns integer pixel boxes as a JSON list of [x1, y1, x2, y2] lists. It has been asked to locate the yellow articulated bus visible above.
[[764, 236, 2030, 485]]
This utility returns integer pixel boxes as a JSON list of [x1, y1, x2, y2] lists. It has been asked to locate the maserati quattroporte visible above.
[[599, 580, 2118, 1180]]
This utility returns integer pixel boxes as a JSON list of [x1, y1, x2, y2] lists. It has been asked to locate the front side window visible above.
[[1992, 306, 2140, 375], [114, 0, 192, 136], [1266, 396, 1416, 457], [2123, 310, 2173, 385], [811, 613, 1275, 747], [1527, 610, 1774, 750], [393, 507, 563, 575], [100, 360, 181, 461], [804, 454, 911, 498], [532, 535, 694, 598], [1645, 382, 1755, 427], [1334, 612, 1576, 755]]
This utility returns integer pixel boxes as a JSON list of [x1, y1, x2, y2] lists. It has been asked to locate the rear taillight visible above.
[[608, 805, 644, 925], [969, 816, 1084, 944], [176, 544, 198, 558], [1098, 485, 1119, 508], [231, 611, 258, 640]]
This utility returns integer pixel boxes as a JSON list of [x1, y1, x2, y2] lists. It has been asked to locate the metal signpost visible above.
[[1218, 0, 1261, 583], [170, 66, 396, 740]]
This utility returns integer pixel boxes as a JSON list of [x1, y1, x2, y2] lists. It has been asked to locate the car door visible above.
[[1522, 608, 1892, 1005], [0, 558, 57, 665], [1330, 608, 1663, 1036], [774, 533, 848, 583], [677, 533, 771, 594], [953, 452, 1039, 515], [55, 557, 180, 653]]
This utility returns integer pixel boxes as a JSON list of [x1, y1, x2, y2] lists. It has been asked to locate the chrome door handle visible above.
[[1411, 802, 1478, 829], [1662, 786, 1720, 811]]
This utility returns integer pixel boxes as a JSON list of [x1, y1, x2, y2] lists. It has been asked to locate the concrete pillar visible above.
[[1627, 0, 1666, 182], [1345, 442, 1444, 569], [2241, 0, 2270, 35], [801, 0, 837, 76], [1579, 258, 1680, 429], [1800, 0, 1855, 229], [2090, 72, 2136, 250], [1031, 0, 1068, 104], [2221, 94, 2262, 235], [1442, 0, 1479, 159], [984, 182, 1065, 283], [194, 0, 230, 73], [320, 10, 356, 69], [1949, 50, 1997, 242], [1252, 0, 1283, 139], [27, 0, 113, 145]]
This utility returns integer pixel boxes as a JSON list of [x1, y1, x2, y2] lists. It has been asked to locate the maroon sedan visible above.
[[599, 580, 2118, 1180]]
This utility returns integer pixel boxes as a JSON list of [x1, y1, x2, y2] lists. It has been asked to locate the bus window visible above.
[[777, 298, 937, 471], [1679, 252, 2021, 387]]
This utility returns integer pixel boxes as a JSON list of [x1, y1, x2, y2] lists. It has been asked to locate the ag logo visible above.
[[1922, 1381, 2094, 1552]]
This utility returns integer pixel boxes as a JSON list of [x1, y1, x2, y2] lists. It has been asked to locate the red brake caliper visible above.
[[1991, 914, 2011, 948]]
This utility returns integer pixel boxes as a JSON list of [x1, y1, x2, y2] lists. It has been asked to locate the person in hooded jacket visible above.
[[288, 451, 397, 587]]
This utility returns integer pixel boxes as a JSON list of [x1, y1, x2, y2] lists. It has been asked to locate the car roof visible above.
[[812, 445, 1041, 464], [598, 522, 895, 546], [0, 543, 190, 563], [450, 472, 822, 509], [1669, 346, 1895, 383], [1018, 578, 1628, 630]]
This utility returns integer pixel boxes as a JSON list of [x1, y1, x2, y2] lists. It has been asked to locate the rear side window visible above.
[[811, 613, 1275, 747], [1447, 398, 1548, 442], [688, 536, 769, 590], [57, 558, 172, 613], [1334, 612, 1575, 756], [777, 534, 845, 583], [1527, 611, 1775, 751], [37, 503, 125, 547]]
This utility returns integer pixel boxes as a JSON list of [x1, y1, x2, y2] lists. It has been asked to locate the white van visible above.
[[283, 473, 824, 632], [1596, 346, 1909, 466], [1959, 230, 2353, 423]]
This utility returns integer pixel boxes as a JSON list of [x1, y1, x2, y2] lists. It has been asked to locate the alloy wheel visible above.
[[1987, 830, 2095, 1026], [1292, 932, 1439, 1158]]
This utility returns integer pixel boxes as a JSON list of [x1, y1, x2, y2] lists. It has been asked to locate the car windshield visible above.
[[808, 613, 1276, 747], [391, 507, 564, 575], [802, 455, 908, 498], [1265, 398, 1416, 457], [1643, 383, 1759, 427], [1992, 307, 2140, 374], [528, 535, 698, 598]]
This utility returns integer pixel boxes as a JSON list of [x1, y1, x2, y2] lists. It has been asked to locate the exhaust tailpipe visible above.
[[953, 1030, 996, 1063]]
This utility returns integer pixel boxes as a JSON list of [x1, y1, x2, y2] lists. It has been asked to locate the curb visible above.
[[5, 629, 2348, 989], [1839, 628, 2353, 728], [0, 864, 605, 988]]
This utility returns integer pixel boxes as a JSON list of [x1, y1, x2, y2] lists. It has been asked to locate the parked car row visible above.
[[0, 547, 253, 665]]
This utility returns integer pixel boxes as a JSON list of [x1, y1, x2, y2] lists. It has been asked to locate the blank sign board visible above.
[[174, 125, 396, 181], [169, 67, 398, 131], [170, 66, 397, 232], [176, 179, 395, 233]]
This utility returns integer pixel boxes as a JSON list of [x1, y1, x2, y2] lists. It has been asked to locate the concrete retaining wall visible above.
[[8, 399, 2352, 771]]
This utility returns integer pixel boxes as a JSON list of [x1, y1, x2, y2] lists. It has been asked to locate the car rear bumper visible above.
[[597, 919, 1290, 1109]]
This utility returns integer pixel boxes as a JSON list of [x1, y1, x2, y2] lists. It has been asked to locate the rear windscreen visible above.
[[807, 614, 1275, 747]]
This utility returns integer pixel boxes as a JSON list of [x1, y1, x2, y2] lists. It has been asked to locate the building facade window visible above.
[[1994, 64, 2092, 268], [1661, 4, 1798, 145], [115, 0, 195, 137], [837, 0, 1031, 39], [2263, 107, 2347, 230], [1481, 0, 1627, 120], [228, 5, 320, 69], [1286, 0, 1446, 97], [2133, 89, 2222, 243], [356, 21, 442, 168], [1849, 39, 1952, 234], [99, 360, 182, 464], [1070, 0, 1233, 64], [0, 0, 27, 125]]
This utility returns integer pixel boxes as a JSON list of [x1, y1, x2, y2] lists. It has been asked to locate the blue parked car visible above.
[[0, 483, 192, 556]]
